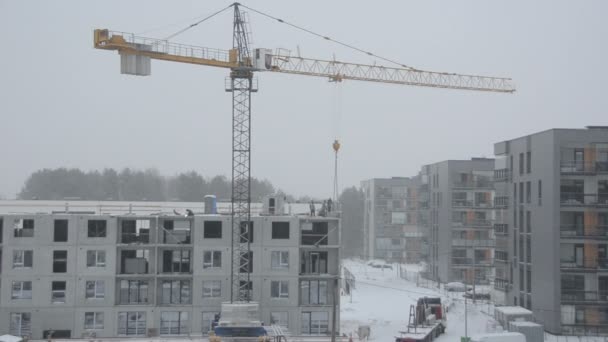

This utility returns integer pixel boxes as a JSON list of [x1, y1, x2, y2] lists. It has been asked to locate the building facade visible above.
[[362, 177, 423, 262], [424, 158, 496, 284], [494, 127, 608, 335], [0, 209, 340, 338]]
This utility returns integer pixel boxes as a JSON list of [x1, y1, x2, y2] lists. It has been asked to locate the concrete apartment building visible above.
[[423, 158, 495, 284], [361, 177, 423, 262], [493, 127, 608, 335], [0, 203, 341, 339]]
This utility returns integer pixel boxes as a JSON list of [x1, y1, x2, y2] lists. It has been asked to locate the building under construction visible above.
[[0, 198, 341, 338]]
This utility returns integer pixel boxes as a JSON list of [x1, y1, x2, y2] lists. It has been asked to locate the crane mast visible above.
[[228, 3, 256, 303]]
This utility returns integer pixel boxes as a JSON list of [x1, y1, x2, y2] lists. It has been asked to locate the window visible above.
[[526, 151, 531, 173], [240, 221, 254, 243], [52, 281, 66, 303], [120, 249, 149, 274], [84, 312, 104, 330], [201, 312, 219, 335], [162, 250, 191, 273], [86, 250, 106, 267], [538, 180, 542, 205], [12, 281, 32, 299], [162, 220, 191, 244], [271, 280, 289, 298], [13, 219, 34, 237], [271, 312, 288, 329], [300, 280, 328, 305], [301, 312, 329, 335], [302, 222, 329, 245], [53, 250, 68, 273], [519, 268, 524, 291], [85, 280, 105, 299], [161, 280, 191, 304], [88, 220, 107, 238], [117, 312, 146, 336], [120, 219, 150, 243], [203, 221, 222, 238], [240, 251, 253, 273], [13, 250, 33, 268], [202, 280, 221, 298], [519, 182, 524, 204], [203, 251, 222, 269], [301, 251, 328, 274], [10, 313, 31, 337], [519, 205, 524, 231], [239, 280, 253, 300], [160, 312, 189, 335], [271, 251, 289, 269], [526, 181, 531, 204], [526, 211, 531, 233], [54, 219, 68, 242], [519, 153, 524, 175], [272, 222, 290, 239], [119, 280, 149, 304], [526, 236, 532, 263], [526, 269, 532, 293]]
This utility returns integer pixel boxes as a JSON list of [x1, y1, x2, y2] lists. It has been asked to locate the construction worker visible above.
[[309, 200, 316, 216], [327, 198, 333, 212]]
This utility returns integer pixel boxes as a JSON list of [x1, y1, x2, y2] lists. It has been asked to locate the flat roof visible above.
[[495, 306, 533, 315]]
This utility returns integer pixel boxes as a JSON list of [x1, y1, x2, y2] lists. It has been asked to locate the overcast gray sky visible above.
[[1, 0, 607, 199]]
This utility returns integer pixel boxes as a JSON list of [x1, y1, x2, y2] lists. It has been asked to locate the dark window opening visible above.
[[121, 220, 150, 244], [14, 219, 34, 237], [120, 250, 149, 274], [203, 221, 222, 238], [43, 330, 71, 339], [162, 250, 191, 273], [302, 222, 329, 245], [162, 220, 191, 244], [88, 220, 107, 238], [239, 251, 253, 273], [54, 219, 68, 242], [53, 250, 67, 273], [272, 222, 290, 239]]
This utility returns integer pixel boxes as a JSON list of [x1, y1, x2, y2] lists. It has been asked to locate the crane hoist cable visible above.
[[239, 4, 419, 71]]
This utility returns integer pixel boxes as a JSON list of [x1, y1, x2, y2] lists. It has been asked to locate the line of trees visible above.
[[18, 168, 276, 202]]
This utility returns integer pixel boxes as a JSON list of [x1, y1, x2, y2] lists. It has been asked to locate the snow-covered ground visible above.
[[339, 259, 607, 342]]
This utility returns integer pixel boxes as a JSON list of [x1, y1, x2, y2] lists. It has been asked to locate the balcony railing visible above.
[[494, 277, 509, 290], [494, 169, 511, 182], [14, 228, 34, 238], [560, 161, 608, 174], [452, 239, 495, 247], [561, 225, 608, 238], [494, 196, 509, 208], [560, 193, 608, 207], [452, 257, 494, 266], [494, 223, 508, 235], [560, 257, 608, 270], [561, 290, 608, 302], [120, 233, 150, 244], [452, 180, 494, 189], [453, 220, 493, 227], [452, 200, 493, 208]]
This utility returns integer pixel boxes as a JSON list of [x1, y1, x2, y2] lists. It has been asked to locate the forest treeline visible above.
[[18, 168, 276, 202]]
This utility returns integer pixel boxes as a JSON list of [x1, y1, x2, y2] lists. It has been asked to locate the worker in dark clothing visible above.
[[327, 198, 333, 212], [309, 201, 315, 216]]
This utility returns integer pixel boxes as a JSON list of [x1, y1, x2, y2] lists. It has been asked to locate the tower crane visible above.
[[93, 2, 514, 318]]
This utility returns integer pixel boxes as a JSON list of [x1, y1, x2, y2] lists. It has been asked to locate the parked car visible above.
[[445, 282, 467, 292]]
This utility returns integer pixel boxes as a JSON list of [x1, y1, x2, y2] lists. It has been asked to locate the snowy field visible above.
[[340, 259, 607, 342]]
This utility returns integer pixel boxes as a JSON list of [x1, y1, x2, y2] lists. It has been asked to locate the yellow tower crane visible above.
[[93, 3, 514, 322]]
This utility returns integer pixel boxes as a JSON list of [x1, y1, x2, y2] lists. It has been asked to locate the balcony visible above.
[[561, 225, 608, 239], [494, 223, 508, 236], [560, 193, 608, 207], [561, 290, 608, 302], [120, 233, 150, 244], [494, 169, 511, 182], [560, 161, 608, 175], [452, 239, 495, 247], [560, 258, 608, 270], [494, 196, 509, 209], [453, 220, 492, 228], [494, 278, 509, 291], [452, 257, 493, 266], [452, 200, 493, 209], [452, 180, 494, 189]]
